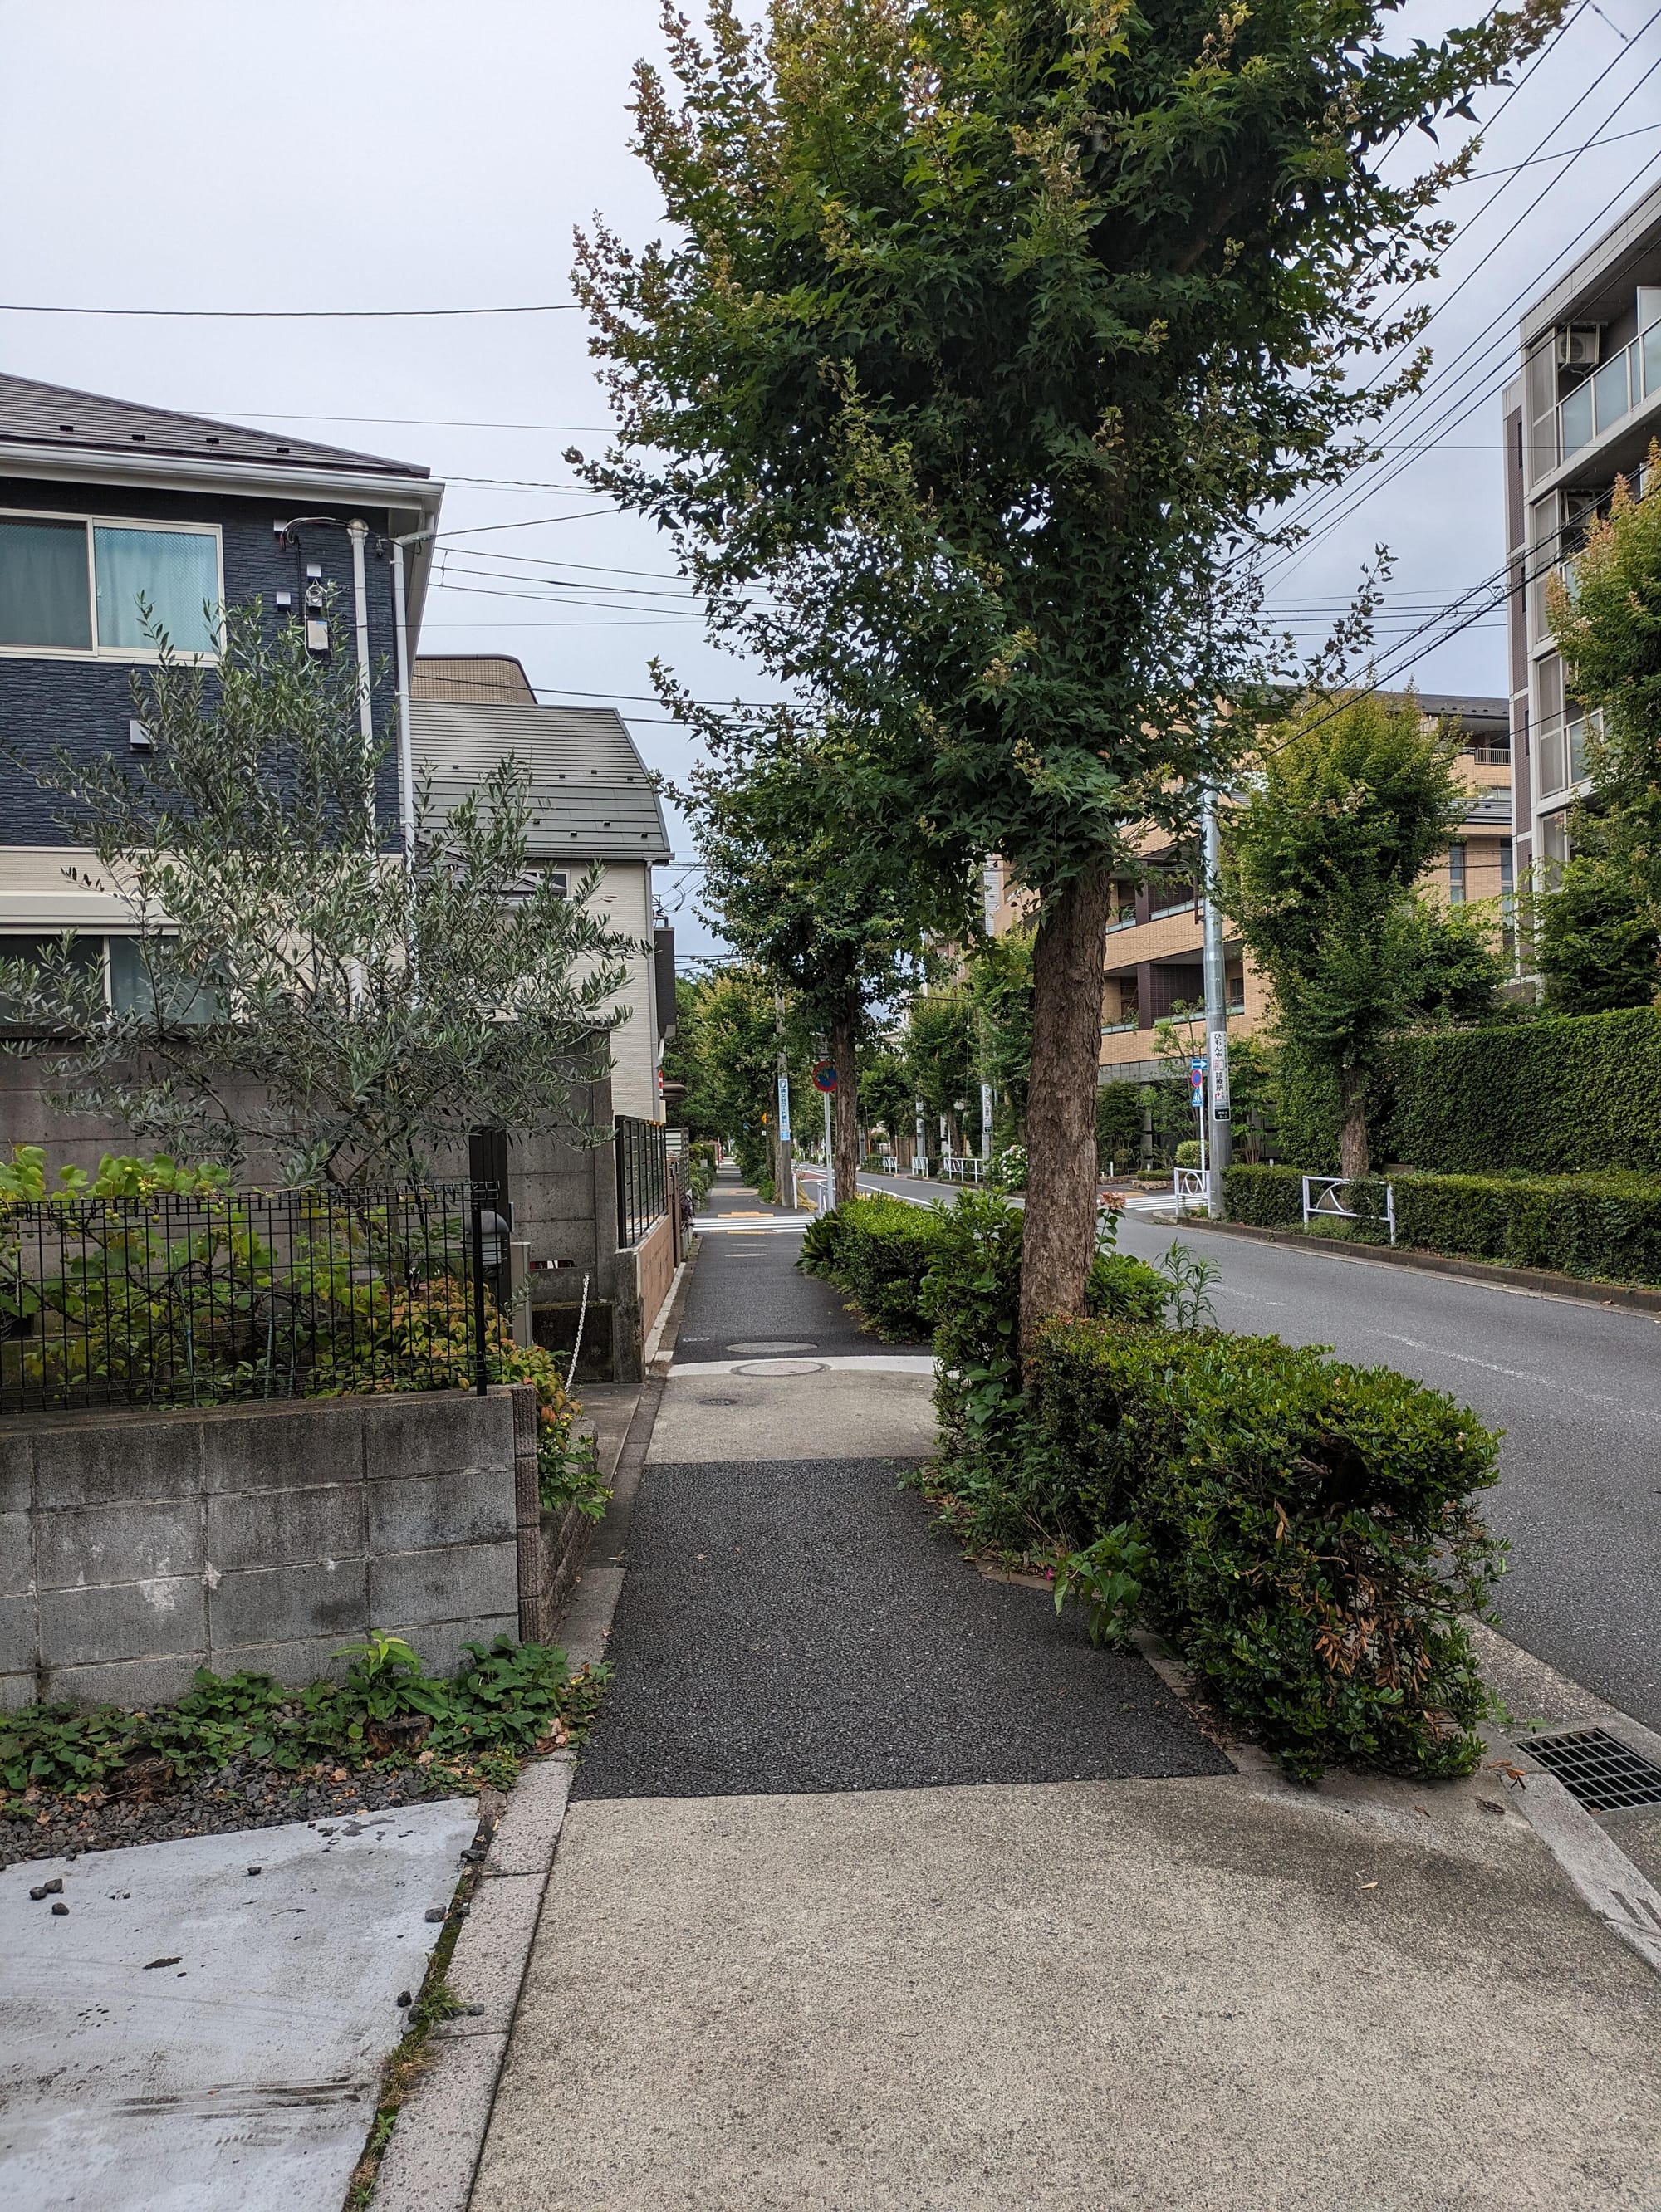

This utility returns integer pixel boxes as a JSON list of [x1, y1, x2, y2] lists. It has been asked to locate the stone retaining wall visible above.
[[0, 1388, 519, 1710]]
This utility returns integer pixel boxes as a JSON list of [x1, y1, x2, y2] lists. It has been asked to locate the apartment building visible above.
[[985, 694, 1512, 1090], [1504, 181, 1661, 893], [1098, 697, 1511, 1086]]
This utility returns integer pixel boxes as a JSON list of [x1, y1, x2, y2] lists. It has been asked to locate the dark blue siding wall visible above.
[[0, 476, 404, 847]]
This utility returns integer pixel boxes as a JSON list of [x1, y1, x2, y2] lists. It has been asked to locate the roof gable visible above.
[[0, 371, 429, 479], [409, 698, 673, 862]]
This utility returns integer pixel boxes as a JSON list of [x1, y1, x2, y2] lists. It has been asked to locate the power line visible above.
[[1458, 113, 1661, 179], [1263, 18, 1661, 561], [1259, 135, 1661, 582], [433, 509, 618, 540], [0, 300, 581, 320]]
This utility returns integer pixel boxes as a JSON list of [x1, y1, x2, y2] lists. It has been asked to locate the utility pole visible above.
[[1200, 783, 1232, 1216], [774, 989, 795, 1209]]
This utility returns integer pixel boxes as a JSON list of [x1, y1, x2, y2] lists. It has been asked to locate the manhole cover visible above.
[[724, 1340, 817, 1354], [733, 1358, 826, 1377], [1527, 1727, 1661, 1812]]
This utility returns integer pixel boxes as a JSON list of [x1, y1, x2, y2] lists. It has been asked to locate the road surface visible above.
[[797, 1162, 1661, 1732]]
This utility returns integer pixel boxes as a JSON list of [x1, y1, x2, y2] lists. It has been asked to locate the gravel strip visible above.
[[1, 1753, 473, 1868]]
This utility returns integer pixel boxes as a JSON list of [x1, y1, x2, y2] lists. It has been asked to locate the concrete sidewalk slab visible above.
[[0, 1796, 476, 2211], [649, 1364, 938, 1463], [477, 1772, 1661, 2211]]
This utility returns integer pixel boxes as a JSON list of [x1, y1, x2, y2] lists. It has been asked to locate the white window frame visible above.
[[0, 507, 224, 664]]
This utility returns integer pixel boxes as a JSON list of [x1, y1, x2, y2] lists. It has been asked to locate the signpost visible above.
[[1188, 1056, 1208, 1181], [812, 1060, 836, 1209]]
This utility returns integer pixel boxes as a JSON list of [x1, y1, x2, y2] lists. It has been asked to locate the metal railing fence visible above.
[[0, 1182, 499, 1417], [615, 1114, 669, 1247], [1301, 1173, 1397, 1245]]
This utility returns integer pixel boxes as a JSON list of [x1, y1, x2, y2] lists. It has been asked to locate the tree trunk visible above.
[[1020, 859, 1115, 1357], [1339, 1066, 1370, 1180], [830, 991, 860, 1213]]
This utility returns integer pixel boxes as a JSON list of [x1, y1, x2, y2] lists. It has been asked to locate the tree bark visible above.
[[830, 989, 860, 1213], [1019, 859, 1115, 1357], [1339, 1066, 1370, 1180]]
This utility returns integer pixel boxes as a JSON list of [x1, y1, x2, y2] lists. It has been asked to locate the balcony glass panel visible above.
[[1537, 722, 1567, 799], [1593, 352, 1632, 436], [1644, 325, 1661, 400], [1560, 380, 1593, 458]]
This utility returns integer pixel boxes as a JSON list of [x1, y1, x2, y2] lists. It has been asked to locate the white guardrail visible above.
[[1173, 1166, 1208, 1216], [938, 1153, 989, 1185], [1301, 1173, 1396, 1245]]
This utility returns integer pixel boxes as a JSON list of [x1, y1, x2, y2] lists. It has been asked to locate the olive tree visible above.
[[2, 608, 630, 1186]]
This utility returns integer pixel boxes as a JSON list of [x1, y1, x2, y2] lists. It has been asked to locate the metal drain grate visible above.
[[1527, 1727, 1661, 1812]]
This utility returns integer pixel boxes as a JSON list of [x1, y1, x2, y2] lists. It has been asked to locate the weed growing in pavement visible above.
[[1052, 1524, 1155, 1649], [539, 1422, 610, 1520], [0, 1637, 611, 1818]]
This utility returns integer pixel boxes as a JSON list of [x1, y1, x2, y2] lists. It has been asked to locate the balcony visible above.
[[1558, 315, 1661, 464]]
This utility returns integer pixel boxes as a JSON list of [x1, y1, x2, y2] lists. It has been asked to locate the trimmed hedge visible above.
[[1385, 1006, 1661, 1174], [1275, 1007, 1661, 1176], [800, 1194, 942, 1338], [1030, 1319, 1502, 1781], [801, 1191, 1169, 1348], [1225, 1162, 1661, 1283]]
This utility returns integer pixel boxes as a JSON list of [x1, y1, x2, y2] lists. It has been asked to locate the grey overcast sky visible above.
[[2, 0, 1659, 958]]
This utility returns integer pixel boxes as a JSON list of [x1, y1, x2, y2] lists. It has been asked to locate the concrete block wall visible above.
[[0, 1388, 519, 1710]]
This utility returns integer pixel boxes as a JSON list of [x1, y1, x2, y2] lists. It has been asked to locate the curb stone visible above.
[[368, 1253, 695, 2211]]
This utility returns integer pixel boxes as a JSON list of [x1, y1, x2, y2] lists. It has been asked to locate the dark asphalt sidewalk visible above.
[[571, 1452, 1231, 1799], [575, 1165, 1229, 1801]]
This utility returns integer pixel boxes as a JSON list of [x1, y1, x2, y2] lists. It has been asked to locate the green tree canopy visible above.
[[1218, 691, 1493, 1176], [1541, 448, 1661, 1010], [682, 716, 958, 1202], [575, 0, 1551, 1339]]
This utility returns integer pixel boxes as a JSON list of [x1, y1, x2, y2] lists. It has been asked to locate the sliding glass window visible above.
[[0, 518, 92, 648], [0, 513, 220, 657]]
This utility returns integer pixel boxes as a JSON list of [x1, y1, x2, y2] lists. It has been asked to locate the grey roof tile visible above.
[[0, 371, 429, 478], [409, 699, 672, 861]]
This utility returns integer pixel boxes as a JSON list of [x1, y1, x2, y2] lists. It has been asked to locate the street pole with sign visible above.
[[1200, 782, 1232, 1216], [811, 1058, 838, 1209]]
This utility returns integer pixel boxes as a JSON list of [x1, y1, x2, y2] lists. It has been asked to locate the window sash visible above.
[[0, 510, 221, 658]]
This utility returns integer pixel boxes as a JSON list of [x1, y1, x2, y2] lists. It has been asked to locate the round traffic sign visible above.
[[811, 1060, 837, 1093]]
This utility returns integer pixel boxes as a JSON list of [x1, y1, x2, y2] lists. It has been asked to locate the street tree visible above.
[[1540, 448, 1661, 1009], [574, 0, 1554, 1345], [684, 715, 955, 1205], [1, 607, 630, 1187], [1218, 692, 1482, 1177]]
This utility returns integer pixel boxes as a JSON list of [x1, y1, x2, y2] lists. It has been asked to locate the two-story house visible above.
[[0, 369, 443, 1064], [0, 380, 679, 1377], [409, 655, 674, 1126]]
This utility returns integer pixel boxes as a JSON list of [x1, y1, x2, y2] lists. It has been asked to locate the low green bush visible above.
[[802, 1188, 1171, 1358], [1174, 1139, 1203, 1167], [1225, 1162, 1661, 1283], [799, 1192, 941, 1338], [1393, 1168, 1661, 1282], [684, 1139, 718, 1210], [1029, 1320, 1503, 1782], [1223, 1163, 1306, 1227], [1, 1634, 610, 1812]]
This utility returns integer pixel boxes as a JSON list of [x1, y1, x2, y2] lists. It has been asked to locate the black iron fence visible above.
[[0, 1182, 501, 1417], [615, 1115, 669, 1248]]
